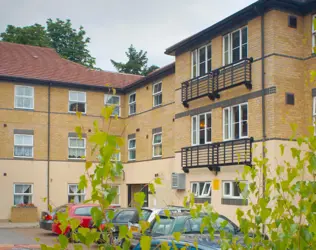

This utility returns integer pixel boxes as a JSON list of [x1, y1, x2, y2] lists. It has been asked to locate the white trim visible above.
[[14, 85, 34, 110], [128, 92, 136, 115], [68, 137, 86, 160], [68, 91, 87, 114], [223, 102, 248, 141], [222, 181, 248, 199], [191, 43, 212, 78], [104, 94, 121, 117], [13, 134, 34, 158], [128, 138, 136, 161], [67, 183, 85, 203], [190, 182, 211, 198], [152, 132, 162, 157], [222, 26, 248, 66], [13, 183, 33, 205], [312, 15, 316, 52], [153, 82, 162, 107], [191, 112, 212, 146]]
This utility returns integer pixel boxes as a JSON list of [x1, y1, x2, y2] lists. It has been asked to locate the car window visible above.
[[113, 210, 137, 223], [74, 206, 96, 216], [189, 217, 235, 234], [213, 217, 235, 233], [140, 210, 152, 221], [151, 218, 175, 235], [184, 219, 191, 232]]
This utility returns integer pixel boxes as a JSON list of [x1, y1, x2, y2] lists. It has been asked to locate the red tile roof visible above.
[[0, 42, 143, 88]]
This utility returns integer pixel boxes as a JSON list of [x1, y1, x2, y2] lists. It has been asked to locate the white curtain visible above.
[[14, 185, 30, 205], [69, 185, 80, 204]]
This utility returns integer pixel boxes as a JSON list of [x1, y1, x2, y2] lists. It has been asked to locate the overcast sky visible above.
[[0, 0, 256, 71]]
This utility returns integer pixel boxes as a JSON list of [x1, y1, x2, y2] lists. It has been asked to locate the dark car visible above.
[[133, 234, 223, 250]]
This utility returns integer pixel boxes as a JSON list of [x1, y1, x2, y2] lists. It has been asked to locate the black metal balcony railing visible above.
[[181, 138, 253, 173], [181, 58, 253, 107]]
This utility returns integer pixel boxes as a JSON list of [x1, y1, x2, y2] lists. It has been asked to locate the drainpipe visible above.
[[47, 83, 51, 210], [260, 6, 267, 235]]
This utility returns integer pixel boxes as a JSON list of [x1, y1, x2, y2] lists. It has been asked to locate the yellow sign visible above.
[[213, 179, 220, 190]]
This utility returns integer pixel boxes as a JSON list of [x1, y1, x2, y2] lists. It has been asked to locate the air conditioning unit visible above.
[[171, 173, 186, 190]]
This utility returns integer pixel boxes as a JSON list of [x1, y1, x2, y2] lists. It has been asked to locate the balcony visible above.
[[181, 58, 253, 107], [181, 138, 253, 173]]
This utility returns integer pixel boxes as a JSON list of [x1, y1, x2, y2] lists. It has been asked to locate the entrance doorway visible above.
[[127, 184, 149, 207]]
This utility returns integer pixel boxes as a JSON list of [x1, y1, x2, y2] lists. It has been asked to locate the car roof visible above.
[[71, 203, 99, 208]]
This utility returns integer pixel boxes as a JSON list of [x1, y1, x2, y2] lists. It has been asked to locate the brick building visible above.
[[0, 0, 316, 221]]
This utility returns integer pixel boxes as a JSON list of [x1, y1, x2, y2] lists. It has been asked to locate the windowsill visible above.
[[128, 159, 136, 162], [152, 156, 162, 160], [152, 104, 162, 109], [194, 197, 211, 204], [68, 111, 87, 115], [128, 113, 136, 117], [68, 158, 86, 161], [14, 108, 34, 111], [14, 157, 34, 160]]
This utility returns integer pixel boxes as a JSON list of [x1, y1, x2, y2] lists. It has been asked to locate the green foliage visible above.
[[110, 44, 159, 76], [1, 19, 96, 68]]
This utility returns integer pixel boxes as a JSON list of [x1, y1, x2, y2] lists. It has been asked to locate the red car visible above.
[[52, 203, 100, 235]]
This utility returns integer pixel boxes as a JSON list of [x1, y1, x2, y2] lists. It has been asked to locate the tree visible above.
[[0, 19, 96, 68], [0, 24, 51, 47], [111, 45, 159, 76]]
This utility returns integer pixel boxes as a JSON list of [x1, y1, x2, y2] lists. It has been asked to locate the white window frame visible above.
[[191, 43, 212, 78], [312, 15, 316, 52], [68, 91, 86, 114], [14, 85, 34, 110], [223, 103, 248, 141], [13, 183, 33, 205], [128, 138, 136, 161], [68, 137, 86, 160], [223, 26, 248, 66], [128, 92, 136, 115], [67, 184, 85, 204], [191, 182, 211, 198], [191, 112, 212, 146], [14, 134, 34, 158], [222, 181, 248, 199], [153, 82, 162, 107], [104, 94, 121, 117], [152, 132, 162, 158]]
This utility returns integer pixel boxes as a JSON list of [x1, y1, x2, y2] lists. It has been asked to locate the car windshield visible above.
[[189, 217, 235, 234], [151, 218, 175, 236], [140, 209, 152, 221], [113, 210, 136, 223]]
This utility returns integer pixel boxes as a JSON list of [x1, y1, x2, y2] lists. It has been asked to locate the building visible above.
[[0, 0, 316, 222]]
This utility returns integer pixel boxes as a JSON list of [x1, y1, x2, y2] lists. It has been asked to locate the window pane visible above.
[[129, 93, 136, 103], [69, 102, 85, 112], [77, 139, 85, 148], [15, 135, 23, 145], [192, 116, 197, 145], [207, 45, 212, 61], [199, 115, 205, 130], [199, 62, 206, 76], [129, 139, 136, 148], [23, 135, 33, 145], [198, 183, 204, 196], [224, 183, 230, 195], [233, 122, 240, 139], [232, 48, 240, 63], [129, 150, 136, 160], [154, 83, 162, 93], [242, 121, 248, 137], [113, 106, 120, 115], [106, 95, 119, 105], [77, 92, 85, 102], [191, 183, 197, 194], [199, 130, 205, 144], [203, 183, 210, 195], [69, 92, 77, 101], [199, 47, 206, 63], [154, 94, 162, 106], [153, 145, 162, 156], [224, 36, 229, 52], [192, 50, 197, 65], [242, 44, 248, 59], [129, 103, 136, 114], [207, 59, 212, 72], [241, 105, 248, 121], [206, 128, 212, 142], [232, 31, 240, 49], [23, 98, 32, 108], [154, 134, 162, 143], [233, 182, 241, 197], [224, 51, 229, 65], [242, 27, 248, 44], [16, 86, 24, 95], [232, 106, 239, 123], [24, 87, 33, 97], [206, 113, 212, 129]]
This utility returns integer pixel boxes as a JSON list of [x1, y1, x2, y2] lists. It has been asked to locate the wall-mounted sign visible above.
[[213, 179, 220, 190]]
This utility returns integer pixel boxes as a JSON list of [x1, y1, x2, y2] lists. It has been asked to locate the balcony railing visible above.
[[181, 138, 253, 173], [181, 58, 253, 107]]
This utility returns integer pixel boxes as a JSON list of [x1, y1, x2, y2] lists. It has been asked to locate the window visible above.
[[69, 91, 86, 113], [128, 138, 136, 161], [105, 94, 121, 116], [68, 137, 86, 159], [68, 184, 85, 203], [223, 181, 248, 199], [191, 43, 212, 77], [152, 133, 162, 157], [111, 144, 121, 162], [223, 103, 248, 140], [191, 182, 211, 198], [14, 184, 33, 205], [313, 15, 316, 52], [192, 112, 212, 145], [313, 97, 316, 135], [14, 134, 33, 158], [129, 92, 136, 115], [14, 86, 34, 109], [223, 27, 248, 65], [153, 82, 162, 107]]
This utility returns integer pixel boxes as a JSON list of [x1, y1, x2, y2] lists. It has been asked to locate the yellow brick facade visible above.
[[1, 7, 316, 222]]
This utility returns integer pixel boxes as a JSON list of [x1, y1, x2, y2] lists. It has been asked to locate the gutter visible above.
[[47, 83, 51, 210]]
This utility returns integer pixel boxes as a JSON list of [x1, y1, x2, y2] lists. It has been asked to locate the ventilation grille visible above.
[[171, 173, 186, 190]]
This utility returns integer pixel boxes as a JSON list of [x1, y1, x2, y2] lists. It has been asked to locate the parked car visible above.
[[40, 204, 72, 231], [133, 234, 223, 250], [52, 203, 100, 236]]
